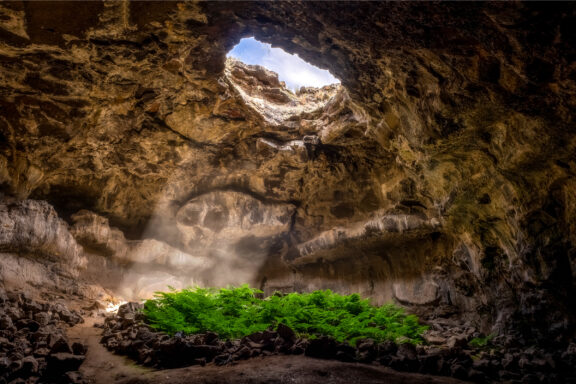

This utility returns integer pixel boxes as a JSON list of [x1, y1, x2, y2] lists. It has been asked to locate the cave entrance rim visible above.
[[224, 37, 344, 127], [226, 36, 341, 92]]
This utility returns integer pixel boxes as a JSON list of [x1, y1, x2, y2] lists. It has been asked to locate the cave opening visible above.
[[2, 2, 575, 383], [224, 37, 343, 126], [226, 37, 340, 92]]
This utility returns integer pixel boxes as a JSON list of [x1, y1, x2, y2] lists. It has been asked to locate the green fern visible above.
[[469, 334, 494, 348], [142, 285, 428, 345]]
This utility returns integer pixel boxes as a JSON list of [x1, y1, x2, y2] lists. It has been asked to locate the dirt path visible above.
[[67, 316, 152, 384], [113, 355, 469, 384]]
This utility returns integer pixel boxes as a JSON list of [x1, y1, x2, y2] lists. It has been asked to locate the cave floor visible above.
[[68, 316, 467, 384]]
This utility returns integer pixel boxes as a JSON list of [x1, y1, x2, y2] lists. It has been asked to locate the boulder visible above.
[[46, 353, 85, 375]]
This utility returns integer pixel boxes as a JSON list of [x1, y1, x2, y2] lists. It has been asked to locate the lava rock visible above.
[[335, 344, 357, 362], [50, 337, 73, 354], [21, 355, 39, 375], [276, 323, 296, 344], [305, 336, 338, 359], [46, 353, 85, 375], [61, 370, 87, 384], [117, 303, 143, 319]]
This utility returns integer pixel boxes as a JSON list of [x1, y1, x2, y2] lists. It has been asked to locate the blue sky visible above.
[[227, 37, 340, 91]]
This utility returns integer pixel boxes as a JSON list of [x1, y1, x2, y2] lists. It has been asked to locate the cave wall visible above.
[[0, 1, 575, 343]]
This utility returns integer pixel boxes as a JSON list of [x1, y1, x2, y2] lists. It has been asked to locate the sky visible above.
[[227, 37, 340, 91]]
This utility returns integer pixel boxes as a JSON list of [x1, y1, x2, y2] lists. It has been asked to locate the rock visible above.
[[520, 373, 541, 384], [203, 332, 219, 346], [1, 2, 575, 382], [289, 340, 307, 355], [46, 353, 85, 375], [0, 0, 574, 361], [186, 344, 221, 361], [245, 332, 265, 344], [0, 356, 10, 371], [6, 292, 24, 305], [356, 339, 377, 363], [467, 369, 486, 383], [34, 312, 52, 326], [388, 343, 420, 372], [7, 378, 26, 384], [33, 348, 51, 357], [71, 343, 87, 356], [450, 363, 468, 380], [334, 344, 356, 362], [234, 346, 252, 360], [61, 371, 86, 384], [15, 319, 40, 332], [9, 357, 23, 372], [214, 354, 231, 366], [503, 353, 519, 371], [50, 337, 72, 354], [0, 337, 13, 348], [244, 339, 262, 350], [21, 355, 39, 374], [0, 316, 14, 329], [117, 302, 143, 319], [378, 341, 398, 356], [193, 358, 206, 367], [0, 200, 86, 283], [5, 307, 23, 322], [276, 324, 296, 344], [396, 343, 417, 360], [423, 334, 445, 345], [305, 337, 338, 359], [417, 352, 440, 374], [22, 300, 43, 314], [447, 335, 468, 349]]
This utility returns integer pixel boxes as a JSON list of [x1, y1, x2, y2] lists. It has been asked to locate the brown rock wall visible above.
[[0, 1, 574, 343]]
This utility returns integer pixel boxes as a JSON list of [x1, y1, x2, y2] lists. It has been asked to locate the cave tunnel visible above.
[[0, 1, 575, 383]]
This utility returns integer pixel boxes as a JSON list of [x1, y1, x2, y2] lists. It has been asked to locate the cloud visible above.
[[227, 37, 339, 91]]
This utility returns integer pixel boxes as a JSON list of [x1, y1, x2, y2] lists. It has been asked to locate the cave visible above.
[[227, 37, 340, 91], [0, 1, 575, 383]]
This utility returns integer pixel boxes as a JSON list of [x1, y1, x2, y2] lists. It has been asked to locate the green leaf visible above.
[[141, 286, 428, 345]]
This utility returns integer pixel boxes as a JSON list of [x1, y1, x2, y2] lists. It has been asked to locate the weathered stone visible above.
[[276, 323, 296, 344], [117, 302, 143, 319], [15, 320, 40, 333], [396, 343, 417, 361], [305, 337, 338, 359], [50, 338, 72, 355], [61, 370, 86, 384], [447, 335, 468, 349], [33, 312, 51, 326], [378, 341, 398, 357], [21, 355, 39, 374], [0, 316, 13, 330], [46, 353, 85, 375]]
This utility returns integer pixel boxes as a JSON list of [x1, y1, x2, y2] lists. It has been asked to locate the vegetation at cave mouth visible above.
[[142, 285, 428, 345]]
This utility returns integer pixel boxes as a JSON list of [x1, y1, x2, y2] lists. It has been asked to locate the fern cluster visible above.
[[142, 285, 428, 345]]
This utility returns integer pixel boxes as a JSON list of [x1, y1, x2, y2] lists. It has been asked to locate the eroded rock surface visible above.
[[0, 0, 574, 354]]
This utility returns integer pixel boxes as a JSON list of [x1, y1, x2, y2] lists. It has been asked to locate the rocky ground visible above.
[[0, 287, 87, 384], [1, 1, 576, 383], [97, 303, 576, 384], [0, 288, 575, 383]]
